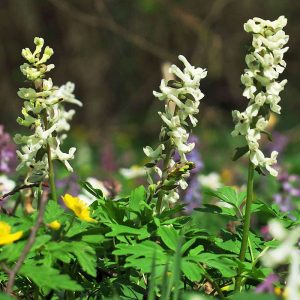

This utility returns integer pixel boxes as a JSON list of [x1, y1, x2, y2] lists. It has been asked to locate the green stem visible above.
[[47, 142, 57, 202], [60, 216, 75, 240], [235, 160, 255, 292], [43, 113, 57, 202], [156, 148, 173, 214]]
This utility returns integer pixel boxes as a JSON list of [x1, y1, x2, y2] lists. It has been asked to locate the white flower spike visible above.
[[145, 55, 206, 207], [15, 37, 82, 183], [232, 16, 289, 176]]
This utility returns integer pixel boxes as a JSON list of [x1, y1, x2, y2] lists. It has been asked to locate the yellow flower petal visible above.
[[0, 221, 23, 246], [0, 221, 11, 235], [48, 220, 61, 230], [62, 194, 96, 223]]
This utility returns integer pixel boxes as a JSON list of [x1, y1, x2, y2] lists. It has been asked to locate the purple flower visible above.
[[256, 273, 279, 294], [184, 176, 202, 211], [56, 174, 80, 196], [186, 135, 203, 174], [101, 142, 118, 173], [0, 125, 17, 174], [181, 135, 204, 211], [267, 132, 289, 154], [272, 171, 300, 213]]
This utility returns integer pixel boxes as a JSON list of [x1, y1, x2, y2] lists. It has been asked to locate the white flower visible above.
[[143, 144, 165, 159], [162, 190, 179, 204], [0, 175, 16, 196], [50, 82, 82, 107], [198, 172, 222, 190], [119, 165, 146, 179], [264, 151, 278, 176]]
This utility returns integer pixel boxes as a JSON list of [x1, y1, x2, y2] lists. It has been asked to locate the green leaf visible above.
[[261, 130, 273, 142], [81, 234, 104, 244], [20, 264, 83, 291], [189, 245, 204, 256], [233, 145, 249, 161], [106, 224, 150, 239], [35, 147, 46, 162], [198, 253, 237, 277], [113, 241, 167, 273], [81, 181, 103, 199], [66, 221, 89, 238], [157, 226, 179, 251], [215, 239, 240, 255], [44, 200, 65, 223], [206, 186, 245, 209], [196, 203, 236, 217], [70, 242, 97, 277], [181, 259, 203, 282], [230, 292, 277, 300], [148, 252, 157, 300], [0, 235, 51, 263], [0, 293, 14, 300], [180, 238, 196, 255], [128, 185, 146, 212], [45, 241, 73, 264]]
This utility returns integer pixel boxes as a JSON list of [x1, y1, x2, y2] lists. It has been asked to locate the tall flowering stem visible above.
[[15, 37, 82, 200], [144, 55, 206, 213], [233, 16, 289, 291]]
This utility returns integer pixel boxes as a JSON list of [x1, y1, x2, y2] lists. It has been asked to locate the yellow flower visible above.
[[62, 194, 96, 223], [274, 287, 281, 296], [48, 220, 61, 230], [0, 221, 23, 246]]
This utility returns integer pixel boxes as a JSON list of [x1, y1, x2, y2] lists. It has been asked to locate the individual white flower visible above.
[[198, 172, 222, 190], [0, 175, 16, 196], [162, 190, 179, 204], [119, 165, 147, 179], [256, 117, 268, 131], [264, 151, 278, 177], [50, 82, 82, 107], [143, 144, 165, 159]]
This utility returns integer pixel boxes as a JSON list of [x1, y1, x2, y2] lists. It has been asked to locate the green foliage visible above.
[[19, 264, 83, 291], [1, 179, 288, 299]]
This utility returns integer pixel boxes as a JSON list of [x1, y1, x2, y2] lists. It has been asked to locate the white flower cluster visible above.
[[232, 16, 289, 176], [144, 55, 206, 205], [262, 220, 300, 300], [15, 37, 82, 183]]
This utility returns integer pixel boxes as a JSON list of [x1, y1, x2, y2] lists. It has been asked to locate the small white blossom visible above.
[[198, 172, 222, 190], [0, 175, 16, 196], [119, 165, 147, 179]]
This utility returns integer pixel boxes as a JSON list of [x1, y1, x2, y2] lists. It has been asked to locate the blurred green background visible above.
[[1, 0, 299, 179]]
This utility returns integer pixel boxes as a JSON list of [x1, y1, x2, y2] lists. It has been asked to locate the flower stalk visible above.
[[233, 15, 289, 292], [235, 160, 254, 291]]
